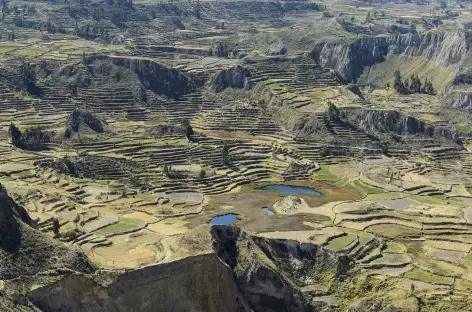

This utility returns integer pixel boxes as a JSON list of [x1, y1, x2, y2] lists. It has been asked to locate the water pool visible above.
[[209, 213, 238, 225], [258, 184, 321, 196]]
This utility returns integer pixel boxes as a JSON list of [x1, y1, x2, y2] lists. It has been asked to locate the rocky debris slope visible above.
[[268, 41, 288, 56], [444, 89, 472, 110]]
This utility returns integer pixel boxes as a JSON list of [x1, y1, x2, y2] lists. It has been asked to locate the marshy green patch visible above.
[[314, 166, 338, 181], [325, 233, 357, 250], [384, 242, 407, 254], [404, 270, 454, 285], [11, 47, 45, 57], [94, 218, 144, 235], [351, 180, 386, 194], [461, 252, 472, 267], [365, 192, 404, 201]]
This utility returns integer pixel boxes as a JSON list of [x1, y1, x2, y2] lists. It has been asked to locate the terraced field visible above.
[[1, 0, 472, 310]]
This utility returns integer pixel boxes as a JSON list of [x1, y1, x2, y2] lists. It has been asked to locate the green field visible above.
[[384, 242, 407, 254], [94, 218, 144, 235], [351, 180, 386, 194], [404, 270, 454, 285], [325, 234, 357, 250], [314, 166, 338, 181]]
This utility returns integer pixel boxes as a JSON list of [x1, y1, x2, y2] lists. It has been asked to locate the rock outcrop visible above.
[[344, 84, 365, 100], [268, 42, 288, 56], [340, 107, 461, 143], [84, 55, 199, 97], [443, 88, 472, 110], [272, 195, 306, 214], [64, 109, 105, 138], [212, 42, 229, 57], [209, 65, 253, 92]]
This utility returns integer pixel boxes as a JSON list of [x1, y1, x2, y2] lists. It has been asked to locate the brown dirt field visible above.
[[185, 181, 357, 233]]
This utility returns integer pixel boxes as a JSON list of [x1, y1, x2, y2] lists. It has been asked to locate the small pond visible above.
[[210, 213, 238, 225], [258, 184, 321, 196], [261, 207, 275, 216]]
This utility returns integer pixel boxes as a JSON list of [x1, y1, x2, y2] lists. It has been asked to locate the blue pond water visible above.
[[259, 184, 321, 196], [210, 213, 238, 225], [261, 207, 275, 216]]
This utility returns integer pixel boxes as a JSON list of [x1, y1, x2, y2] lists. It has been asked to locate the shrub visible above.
[[19, 62, 40, 95], [8, 123, 51, 150], [111, 7, 129, 25], [163, 164, 170, 177], [393, 71, 434, 95], [52, 218, 60, 238], [222, 143, 231, 167], [393, 71, 409, 94], [8, 123, 22, 147], [327, 101, 341, 121], [199, 169, 206, 180], [181, 119, 194, 138], [56, 157, 76, 176], [22, 127, 51, 150], [424, 79, 434, 94], [61, 229, 81, 240]]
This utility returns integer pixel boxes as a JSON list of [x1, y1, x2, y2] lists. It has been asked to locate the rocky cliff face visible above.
[[312, 31, 472, 111], [340, 107, 461, 143], [209, 65, 253, 92], [27, 226, 351, 312], [213, 226, 351, 312], [312, 32, 470, 82], [454, 50, 472, 85], [0, 184, 32, 253], [443, 87, 472, 110], [443, 50, 472, 109], [29, 254, 243, 312]]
